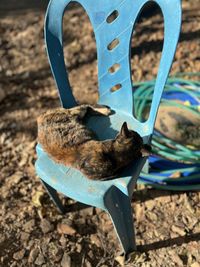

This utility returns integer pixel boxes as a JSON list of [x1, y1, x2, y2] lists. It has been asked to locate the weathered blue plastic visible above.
[[35, 0, 181, 254]]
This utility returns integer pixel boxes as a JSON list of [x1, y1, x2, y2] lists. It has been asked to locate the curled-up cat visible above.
[[37, 104, 151, 180]]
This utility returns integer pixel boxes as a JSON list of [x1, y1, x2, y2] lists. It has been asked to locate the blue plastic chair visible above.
[[36, 0, 181, 255]]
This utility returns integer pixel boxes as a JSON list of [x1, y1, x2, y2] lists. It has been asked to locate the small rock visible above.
[[146, 211, 157, 222], [84, 259, 92, 267], [76, 243, 82, 253], [79, 207, 94, 217], [10, 262, 17, 267], [87, 250, 93, 258], [184, 197, 195, 213], [40, 219, 54, 234], [61, 218, 73, 227], [35, 253, 45, 265], [145, 199, 155, 211], [6, 69, 12, 76], [61, 252, 71, 267], [27, 240, 35, 250], [57, 223, 76, 236], [40, 237, 51, 254], [23, 219, 35, 233], [183, 215, 198, 231], [90, 234, 101, 247], [158, 195, 171, 204], [168, 251, 183, 266], [126, 251, 147, 265], [20, 232, 30, 241], [0, 87, 6, 102], [28, 248, 39, 263], [75, 218, 86, 225], [191, 263, 200, 267], [13, 249, 25, 260], [135, 203, 144, 221], [171, 225, 185, 236], [170, 232, 178, 239], [115, 255, 125, 266], [59, 235, 67, 247], [48, 242, 59, 257], [10, 172, 23, 185]]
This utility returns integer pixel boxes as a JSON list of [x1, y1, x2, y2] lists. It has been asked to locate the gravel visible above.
[[0, 0, 200, 266]]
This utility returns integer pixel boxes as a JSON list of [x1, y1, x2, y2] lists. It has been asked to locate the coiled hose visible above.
[[133, 75, 200, 190]]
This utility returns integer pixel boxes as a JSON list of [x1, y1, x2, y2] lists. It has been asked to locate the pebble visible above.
[[48, 242, 59, 256], [20, 231, 30, 241], [168, 251, 183, 266], [35, 253, 45, 265], [10, 262, 17, 267], [87, 250, 93, 259], [0, 88, 6, 102], [76, 243, 82, 253], [40, 219, 54, 234], [191, 263, 200, 267], [13, 249, 25, 260], [90, 234, 101, 247], [61, 252, 71, 267], [146, 211, 158, 222], [40, 238, 51, 254], [158, 195, 171, 204], [59, 235, 67, 247], [135, 203, 144, 221], [28, 248, 40, 263], [57, 223, 76, 236], [61, 218, 73, 227], [23, 219, 35, 233], [79, 207, 94, 217], [84, 259, 92, 267], [171, 225, 185, 236], [145, 199, 155, 211]]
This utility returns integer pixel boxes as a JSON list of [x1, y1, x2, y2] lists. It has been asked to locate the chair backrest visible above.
[[45, 0, 181, 137]]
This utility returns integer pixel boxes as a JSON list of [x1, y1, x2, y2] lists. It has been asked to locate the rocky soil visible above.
[[0, 0, 200, 266]]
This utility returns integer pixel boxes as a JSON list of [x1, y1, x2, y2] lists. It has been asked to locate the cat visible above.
[[37, 104, 151, 180]]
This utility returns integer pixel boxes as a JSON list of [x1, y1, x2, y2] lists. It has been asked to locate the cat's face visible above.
[[115, 122, 151, 156], [116, 122, 143, 146]]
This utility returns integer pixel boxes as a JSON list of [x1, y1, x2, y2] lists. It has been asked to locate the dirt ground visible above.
[[0, 0, 200, 266]]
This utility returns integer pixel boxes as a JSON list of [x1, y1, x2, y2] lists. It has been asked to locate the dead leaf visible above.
[[32, 191, 44, 207]]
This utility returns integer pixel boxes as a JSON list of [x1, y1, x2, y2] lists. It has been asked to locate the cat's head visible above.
[[115, 122, 151, 157]]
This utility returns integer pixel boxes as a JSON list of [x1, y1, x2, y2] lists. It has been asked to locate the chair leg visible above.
[[40, 179, 66, 214], [104, 185, 136, 255]]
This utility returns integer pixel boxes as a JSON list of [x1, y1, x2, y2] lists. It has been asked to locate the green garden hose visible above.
[[133, 74, 200, 190]]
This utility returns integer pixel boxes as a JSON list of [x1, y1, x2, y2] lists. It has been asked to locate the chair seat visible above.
[[86, 107, 149, 139], [35, 109, 147, 210]]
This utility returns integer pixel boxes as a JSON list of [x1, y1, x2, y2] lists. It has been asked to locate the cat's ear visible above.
[[120, 122, 129, 137]]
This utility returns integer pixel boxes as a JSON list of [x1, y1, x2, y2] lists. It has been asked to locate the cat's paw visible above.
[[90, 105, 112, 116], [98, 106, 112, 116]]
